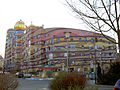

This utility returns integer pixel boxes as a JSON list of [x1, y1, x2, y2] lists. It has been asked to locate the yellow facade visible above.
[[4, 21, 117, 75]]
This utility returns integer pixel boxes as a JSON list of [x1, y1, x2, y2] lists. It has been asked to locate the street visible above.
[[15, 78, 114, 90], [15, 78, 51, 90]]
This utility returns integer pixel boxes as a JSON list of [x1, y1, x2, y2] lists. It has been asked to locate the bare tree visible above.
[[65, 0, 120, 53]]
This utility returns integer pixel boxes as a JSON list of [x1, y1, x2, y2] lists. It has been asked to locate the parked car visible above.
[[16, 72, 24, 78], [114, 79, 120, 90], [24, 74, 31, 78]]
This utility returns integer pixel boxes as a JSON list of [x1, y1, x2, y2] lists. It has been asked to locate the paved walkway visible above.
[[86, 80, 114, 90]]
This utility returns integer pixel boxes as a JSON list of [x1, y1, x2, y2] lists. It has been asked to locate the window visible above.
[[108, 46, 111, 49], [100, 39, 102, 42], [80, 53, 85, 56], [45, 33, 48, 37], [83, 61, 86, 63], [84, 37, 87, 41], [33, 48, 35, 53], [56, 39, 60, 42], [16, 30, 24, 33], [45, 41, 48, 45], [95, 45, 97, 49], [71, 38, 73, 41], [45, 48, 47, 52], [28, 40, 31, 47], [64, 53, 67, 57], [28, 50, 30, 56], [36, 41, 40, 45], [79, 37, 81, 41], [57, 46, 61, 49], [51, 46, 55, 51], [49, 40, 51, 44], [81, 45, 84, 48], [72, 60, 75, 64], [36, 35, 40, 39], [49, 53, 53, 60], [45, 54, 47, 59], [102, 46, 105, 50], [71, 45, 75, 48], [48, 34, 50, 37], [71, 53, 75, 56], [65, 46, 68, 49], [57, 53, 61, 56], [64, 38, 68, 41], [52, 40, 54, 45], [105, 66, 109, 70], [89, 45, 92, 49], [98, 46, 101, 49], [109, 53, 112, 56], [37, 48, 40, 51], [91, 39, 94, 43], [84, 67, 88, 71]]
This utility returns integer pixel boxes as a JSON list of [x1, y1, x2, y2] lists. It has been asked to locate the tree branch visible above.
[[65, 0, 119, 44], [114, 0, 119, 32], [86, 0, 117, 33], [101, 0, 117, 32]]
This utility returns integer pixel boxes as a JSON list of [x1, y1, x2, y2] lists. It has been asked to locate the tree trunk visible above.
[[117, 31, 120, 59]]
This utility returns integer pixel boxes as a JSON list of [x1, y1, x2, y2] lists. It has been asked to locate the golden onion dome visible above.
[[14, 20, 26, 30]]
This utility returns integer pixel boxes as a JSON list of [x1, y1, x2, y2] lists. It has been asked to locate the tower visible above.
[[14, 20, 26, 72]]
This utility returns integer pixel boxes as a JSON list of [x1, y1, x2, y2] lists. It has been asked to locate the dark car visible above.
[[114, 79, 120, 90], [16, 72, 24, 78]]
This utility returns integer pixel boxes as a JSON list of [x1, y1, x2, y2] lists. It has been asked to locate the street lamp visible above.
[[64, 32, 71, 72], [100, 50, 104, 75], [93, 37, 97, 84]]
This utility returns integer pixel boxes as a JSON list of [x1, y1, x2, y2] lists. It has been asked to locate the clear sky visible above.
[[0, 0, 116, 57], [0, 0, 87, 57]]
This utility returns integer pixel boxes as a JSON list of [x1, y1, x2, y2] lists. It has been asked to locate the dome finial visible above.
[[31, 21, 32, 25]]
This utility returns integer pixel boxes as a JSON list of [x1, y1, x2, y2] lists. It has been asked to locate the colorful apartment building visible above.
[[0, 55, 4, 71], [4, 20, 117, 74]]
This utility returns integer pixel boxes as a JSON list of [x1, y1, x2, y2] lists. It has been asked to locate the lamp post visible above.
[[100, 50, 104, 75], [64, 32, 71, 72], [94, 37, 97, 84]]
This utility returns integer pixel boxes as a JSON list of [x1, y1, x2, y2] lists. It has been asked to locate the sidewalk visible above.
[[85, 80, 114, 90], [25, 77, 53, 80]]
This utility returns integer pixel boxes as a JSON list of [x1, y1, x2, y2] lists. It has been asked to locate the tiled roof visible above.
[[42, 27, 115, 40], [42, 27, 101, 36]]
